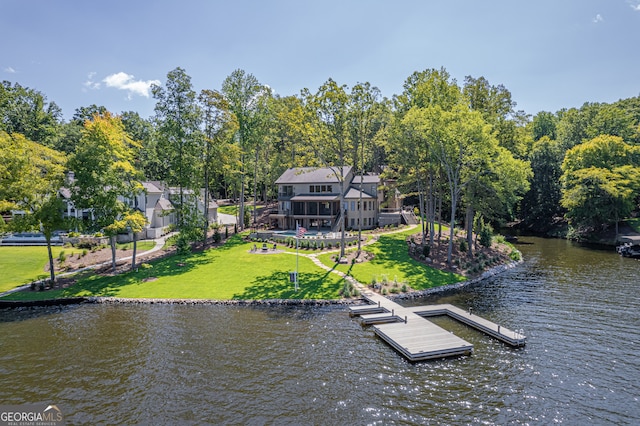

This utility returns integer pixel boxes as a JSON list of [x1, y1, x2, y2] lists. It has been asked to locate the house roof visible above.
[[344, 188, 374, 199], [59, 187, 72, 199], [290, 194, 340, 202], [154, 198, 174, 211], [143, 181, 165, 193], [275, 167, 352, 184], [352, 174, 380, 184]]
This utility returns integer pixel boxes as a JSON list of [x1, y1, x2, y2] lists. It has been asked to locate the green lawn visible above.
[[316, 227, 465, 291], [0, 242, 155, 293], [2, 235, 345, 301], [218, 204, 260, 215], [0, 246, 66, 292]]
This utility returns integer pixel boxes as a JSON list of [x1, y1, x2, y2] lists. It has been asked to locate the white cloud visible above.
[[83, 71, 101, 91], [631, 2, 640, 11], [4, 66, 16, 73], [592, 13, 603, 23], [102, 72, 160, 99]]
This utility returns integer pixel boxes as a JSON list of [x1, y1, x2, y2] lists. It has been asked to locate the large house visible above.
[[271, 166, 384, 231], [60, 177, 218, 240]]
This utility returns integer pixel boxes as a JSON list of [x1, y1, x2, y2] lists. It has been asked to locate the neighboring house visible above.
[[60, 175, 219, 240], [271, 166, 384, 231]]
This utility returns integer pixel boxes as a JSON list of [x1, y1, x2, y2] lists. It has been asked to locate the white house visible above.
[[60, 177, 218, 240]]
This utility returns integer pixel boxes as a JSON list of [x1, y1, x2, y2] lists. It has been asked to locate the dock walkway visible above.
[[350, 291, 525, 361]]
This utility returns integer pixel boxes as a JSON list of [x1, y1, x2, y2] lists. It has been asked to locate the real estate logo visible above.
[[0, 403, 64, 426]]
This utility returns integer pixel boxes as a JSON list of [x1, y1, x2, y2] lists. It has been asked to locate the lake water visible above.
[[1, 237, 638, 424]]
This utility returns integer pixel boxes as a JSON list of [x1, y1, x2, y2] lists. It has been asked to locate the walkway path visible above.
[[292, 225, 418, 296]]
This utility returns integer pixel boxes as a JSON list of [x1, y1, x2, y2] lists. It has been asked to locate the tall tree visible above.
[[221, 69, 269, 231], [199, 89, 237, 241], [68, 112, 142, 271], [152, 68, 203, 248], [561, 135, 640, 236], [305, 79, 351, 258], [520, 136, 565, 231], [349, 82, 385, 252], [0, 131, 67, 283], [0, 81, 63, 148]]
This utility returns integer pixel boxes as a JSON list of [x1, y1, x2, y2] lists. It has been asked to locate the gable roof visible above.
[[154, 198, 174, 211], [344, 188, 374, 199], [142, 181, 165, 193], [275, 166, 352, 184], [351, 174, 380, 184]]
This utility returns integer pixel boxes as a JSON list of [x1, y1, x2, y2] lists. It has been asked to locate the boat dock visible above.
[[349, 292, 526, 361]]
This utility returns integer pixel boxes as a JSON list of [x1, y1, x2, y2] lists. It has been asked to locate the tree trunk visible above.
[[427, 172, 435, 247], [466, 204, 474, 258], [447, 186, 458, 267], [253, 147, 259, 228], [46, 236, 56, 284], [110, 235, 117, 272], [239, 156, 245, 231], [357, 173, 363, 254], [131, 233, 138, 270], [339, 176, 346, 259]]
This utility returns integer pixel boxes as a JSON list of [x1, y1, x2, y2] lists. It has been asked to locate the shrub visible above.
[[479, 226, 493, 248], [176, 234, 192, 254], [58, 251, 66, 262], [422, 245, 430, 257], [401, 284, 408, 292], [509, 249, 521, 261], [459, 238, 468, 253]]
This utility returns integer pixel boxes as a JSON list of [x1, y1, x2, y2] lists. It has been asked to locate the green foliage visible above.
[[459, 238, 468, 253], [422, 244, 430, 257], [561, 135, 640, 232]]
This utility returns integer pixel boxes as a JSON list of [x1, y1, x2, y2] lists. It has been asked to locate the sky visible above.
[[2, 0, 639, 121]]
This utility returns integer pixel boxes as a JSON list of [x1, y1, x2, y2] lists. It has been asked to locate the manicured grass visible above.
[[2, 235, 345, 301], [116, 241, 156, 251], [217, 204, 260, 215], [0, 246, 66, 292], [316, 227, 465, 291], [0, 241, 154, 293]]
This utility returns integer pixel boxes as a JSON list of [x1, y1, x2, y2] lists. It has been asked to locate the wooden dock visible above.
[[349, 292, 526, 361]]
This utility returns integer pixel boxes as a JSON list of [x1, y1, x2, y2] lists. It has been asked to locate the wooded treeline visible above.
[[2, 67, 639, 270]]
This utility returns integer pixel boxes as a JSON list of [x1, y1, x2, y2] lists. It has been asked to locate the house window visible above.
[[327, 185, 332, 192], [351, 218, 355, 227], [321, 185, 326, 192], [316, 185, 321, 193], [350, 201, 355, 211], [364, 201, 367, 211], [310, 185, 315, 193]]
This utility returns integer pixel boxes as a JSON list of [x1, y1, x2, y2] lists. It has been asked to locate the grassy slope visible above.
[[317, 227, 465, 291], [3, 235, 345, 301]]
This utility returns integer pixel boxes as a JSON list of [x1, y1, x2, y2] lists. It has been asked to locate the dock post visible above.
[[498, 325, 501, 334], [378, 301, 380, 308], [392, 309, 394, 316], [405, 316, 407, 324]]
